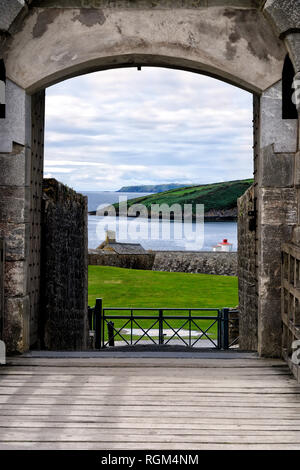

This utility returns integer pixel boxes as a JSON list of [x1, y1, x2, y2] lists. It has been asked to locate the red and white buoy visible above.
[[212, 239, 233, 252]]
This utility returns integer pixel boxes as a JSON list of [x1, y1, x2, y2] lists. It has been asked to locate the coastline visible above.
[[88, 211, 237, 222]]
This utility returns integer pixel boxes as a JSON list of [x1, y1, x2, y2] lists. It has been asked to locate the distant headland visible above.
[[88, 179, 254, 221], [117, 183, 194, 193]]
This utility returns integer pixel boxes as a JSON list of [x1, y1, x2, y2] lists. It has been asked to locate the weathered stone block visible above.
[[264, 0, 300, 36], [259, 272, 281, 305], [259, 144, 294, 188], [0, 187, 30, 223], [0, 80, 31, 153], [260, 81, 298, 153], [292, 225, 300, 245], [0, 146, 31, 187], [257, 224, 293, 357], [4, 261, 27, 297], [3, 295, 30, 353], [260, 188, 297, 225], [285, 33, 300, 72], [258, 297, 282, 357], [0, 0, 25, 32], [294, 151, 300, 187], [259, 224, 293, 273], [0, 222, 28, 261]]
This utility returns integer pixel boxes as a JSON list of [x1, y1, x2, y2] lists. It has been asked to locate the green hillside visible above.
[[113, 179, 253, 219]]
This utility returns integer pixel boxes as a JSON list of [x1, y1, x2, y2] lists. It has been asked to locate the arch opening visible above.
[[39, 66, 255, 351], [1, 1, 299, 361]]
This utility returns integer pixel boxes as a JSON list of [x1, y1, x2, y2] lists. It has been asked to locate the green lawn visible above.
[[88, 266, 238, 343], [88, 265, 238, 308]]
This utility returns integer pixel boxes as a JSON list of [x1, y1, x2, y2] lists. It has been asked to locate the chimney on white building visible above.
[[105, 230, 116, 244]]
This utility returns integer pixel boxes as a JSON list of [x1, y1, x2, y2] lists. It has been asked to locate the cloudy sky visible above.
[[44, 67, 253, 192]]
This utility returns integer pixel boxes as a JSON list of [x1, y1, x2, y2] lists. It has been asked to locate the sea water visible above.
[[83, 191, 237, 251]]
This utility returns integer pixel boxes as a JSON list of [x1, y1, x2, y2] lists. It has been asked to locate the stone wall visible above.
[[152, 251, 237, 276], [3, 3, 285, 95], [257, 80, 298, 357], [88, 249, 237, 276], [88, 250, 155, 271], [0, 80, 32, 353], [0, 0, 299, 358], [238, 185, 258, 351], [40, 179, 88, 350]]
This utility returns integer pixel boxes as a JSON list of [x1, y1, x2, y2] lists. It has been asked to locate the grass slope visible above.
[[114, 179, 253, 216], [88, 266, 238, 341]]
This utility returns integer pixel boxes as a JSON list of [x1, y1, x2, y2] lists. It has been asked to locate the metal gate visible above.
[[88, 299, 238, 350]]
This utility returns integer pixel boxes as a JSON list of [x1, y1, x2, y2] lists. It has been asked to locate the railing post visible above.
[[131, 309, 133, 345], [87, 306, 95, 349], [108, 321, 115, 347], [87, 306, 93, 330], [217, 309, 222, 350], [95, 298, 103, 349], [223, 308, 229, 350], [159, 310, 164, 345], [189, 310, 191, 347]]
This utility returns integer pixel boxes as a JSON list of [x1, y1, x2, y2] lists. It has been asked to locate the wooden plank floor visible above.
[[0, 356, 300, 450]]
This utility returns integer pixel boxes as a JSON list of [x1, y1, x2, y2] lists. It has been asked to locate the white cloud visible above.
[[45, 67, 253, 191]]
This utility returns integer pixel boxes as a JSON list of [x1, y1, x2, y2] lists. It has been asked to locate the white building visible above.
[[212, 239, 233, 252]]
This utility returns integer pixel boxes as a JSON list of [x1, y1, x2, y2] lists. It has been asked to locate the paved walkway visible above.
[[0, 353, 299, 449]]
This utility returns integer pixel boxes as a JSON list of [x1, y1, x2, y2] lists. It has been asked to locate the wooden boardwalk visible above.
[[0, 355, 300, 450]]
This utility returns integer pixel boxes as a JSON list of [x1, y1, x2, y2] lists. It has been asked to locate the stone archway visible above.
[[0, 0, 299, 357]]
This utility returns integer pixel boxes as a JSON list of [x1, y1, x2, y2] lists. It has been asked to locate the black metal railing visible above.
[[88, 299, 238, 350]]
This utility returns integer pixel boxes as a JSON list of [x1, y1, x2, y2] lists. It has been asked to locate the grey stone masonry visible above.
[[152, 251, 237, 276], [0, 1, 25, 32], [88, 250, 155, 271], [260, 81, 297, 154], [0, 0, 299, 359], [0, 82, 32, 353], [258, 144, 295, 188], [40, 179, 88, 350], [0, 80, 31, 153], [264, 1, 300, 76], [264, 0, 300, 37], [285, 33, 300, 72], [238, 185, 258, 351], [88, 250, 238, 276], [256, 73, 299, 356]]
